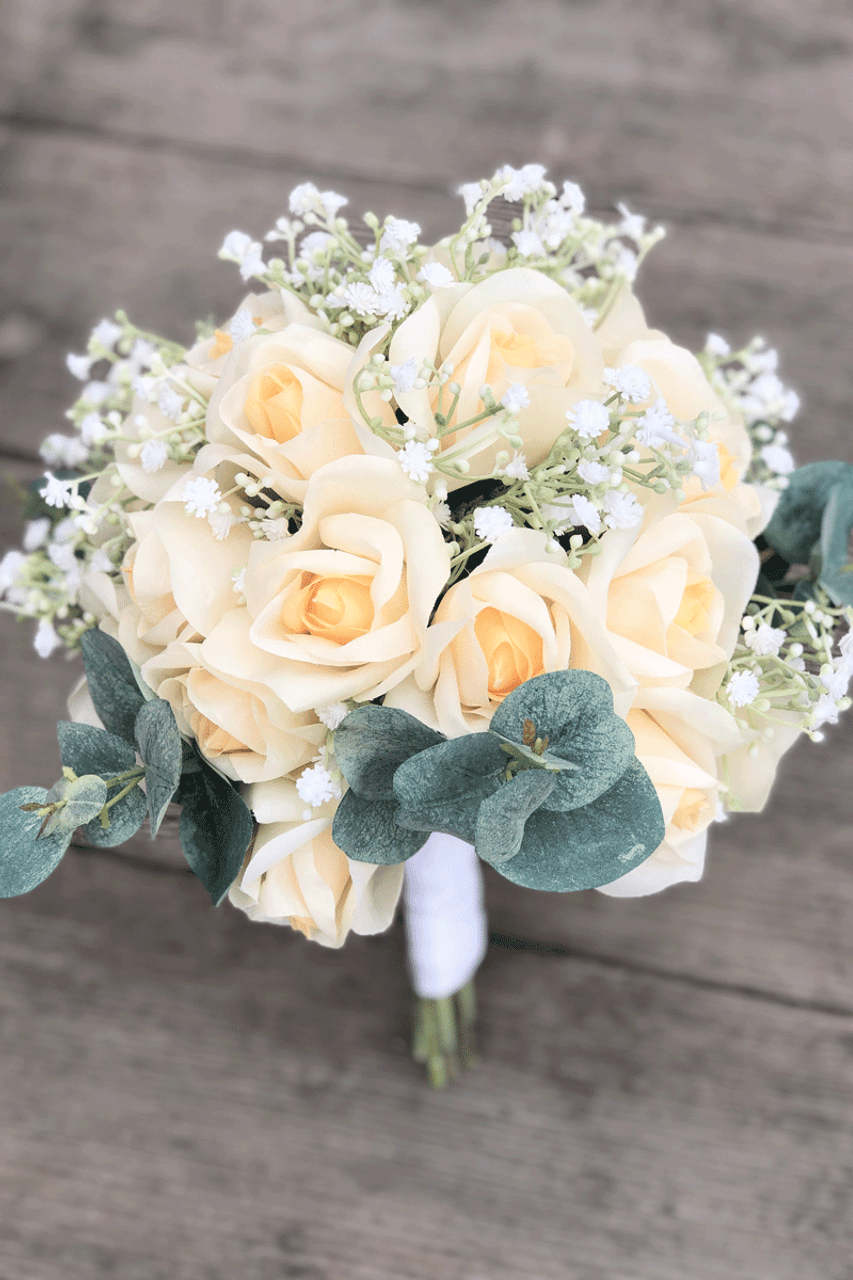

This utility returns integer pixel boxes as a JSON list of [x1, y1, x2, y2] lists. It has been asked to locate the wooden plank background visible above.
[[1, 3, 852, 1276]]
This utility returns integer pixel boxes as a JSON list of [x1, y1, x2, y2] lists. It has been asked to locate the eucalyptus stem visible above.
[[412, 979, 478, 1088], [99, 773, 144, 825]]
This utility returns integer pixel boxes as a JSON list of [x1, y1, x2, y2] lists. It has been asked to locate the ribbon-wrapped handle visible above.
[[402, 833, 488, 999]]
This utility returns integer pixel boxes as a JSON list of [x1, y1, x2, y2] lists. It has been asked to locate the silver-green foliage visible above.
[[332, 670, 665, 892], [0, 787, 73, 896], [0, 630, 254, 903], [763, 461, 853, 606]]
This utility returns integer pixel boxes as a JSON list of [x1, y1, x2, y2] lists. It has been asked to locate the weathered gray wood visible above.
[[0, 460, 77, 789], [2, 4, 853, 1275], [1, 850, 852, 1280], [3, 0, 853, 235], [2, 132, 853, 463]]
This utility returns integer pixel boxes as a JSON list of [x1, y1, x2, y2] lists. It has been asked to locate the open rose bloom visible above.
[[3, 169, 851, 1081]]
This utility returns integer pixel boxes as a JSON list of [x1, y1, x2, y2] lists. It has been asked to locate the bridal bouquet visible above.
[[2, 165, 852, 1083]]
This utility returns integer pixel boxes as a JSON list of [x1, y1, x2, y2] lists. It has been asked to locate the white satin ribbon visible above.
[[402, 833, 488, 999]]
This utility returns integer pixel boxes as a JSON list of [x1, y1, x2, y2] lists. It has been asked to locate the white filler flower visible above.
[[566, 400, 610, 439], [183, 477, 222, 519], [603, 365, 652, 403], [726, 670, 760, 707], [397, 441, 434, 483], [473, 506, 514, 542], [296, 763, 339, 808]]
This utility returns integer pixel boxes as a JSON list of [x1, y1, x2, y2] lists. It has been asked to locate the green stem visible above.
[[99, 773, 144, 826], [105, 767, 145, 789], [412, 980, 478, 1088]]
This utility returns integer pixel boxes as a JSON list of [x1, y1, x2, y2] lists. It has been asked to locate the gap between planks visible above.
[[3, 111, 853, 248], [64, 841, 853, 1024]]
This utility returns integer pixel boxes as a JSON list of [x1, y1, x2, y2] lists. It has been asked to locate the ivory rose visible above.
[[109, 471, 254, 671], [205, 299, 368, 501], [390, 494, 758, 895], [108, 292, 290, 507], [580, 494, 759, 700], [578, 494, 758, 892], [185, 288, 298, 374], [228, 779, 404, 947], [388, 267, 605, 481], [201, 456, 453, 713], [722, 708, 804, 814], [143, 640, 325, 784], [385, 528, 635, 737]]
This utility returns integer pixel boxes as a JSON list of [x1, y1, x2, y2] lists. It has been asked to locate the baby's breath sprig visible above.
[[221, 165, 672, 353], [699, 334, 800, 490], [1, 308, 215, 656], [719, 590, 853, 766], [435, 369, 718, 578], [353, 357, 521, 482]]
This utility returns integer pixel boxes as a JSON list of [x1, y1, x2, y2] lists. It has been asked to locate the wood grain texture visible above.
[[1, 1, 853, 1275], [3, 0, 853, 235], [1, 851, 852, 1280]]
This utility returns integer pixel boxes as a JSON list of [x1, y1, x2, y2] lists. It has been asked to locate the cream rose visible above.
[[206, 302, 370, 500], [580, 493, 758, 700], [109, 474, 254, 670], [391, 495, 757, 894], [228, 779, 403, 947], [578, 494, 758, 892], [143, 639, 324, 784], [385, 528, 635, 737], [722, 708, 804, 814], [185, 288, 300, 376], [201, 456, 452, 713], [578, 283, 770, 538], [388, 267, 605, 481], [110, 294, 293, 507]]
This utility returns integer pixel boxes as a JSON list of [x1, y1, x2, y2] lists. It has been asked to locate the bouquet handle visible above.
[[402, 834, 488, 1085]]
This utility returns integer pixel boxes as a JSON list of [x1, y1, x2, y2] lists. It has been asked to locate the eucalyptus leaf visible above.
[[178, 760, 254, 905], [818, 481, 853, 606], [763, 461, 853, 565], [474, 771, 556, 866], [57, 721, 136, 778], [333, 705, 445, 799], [393, 734, 505, 842], [135, 698, 183, 836], [490, 670, 636, 810], [0, 788, 72, 897], [42, 774, 108, 836], [79, 628, 146, 744], [495, 759, 665, 892], [331, 788, 428, 864]]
